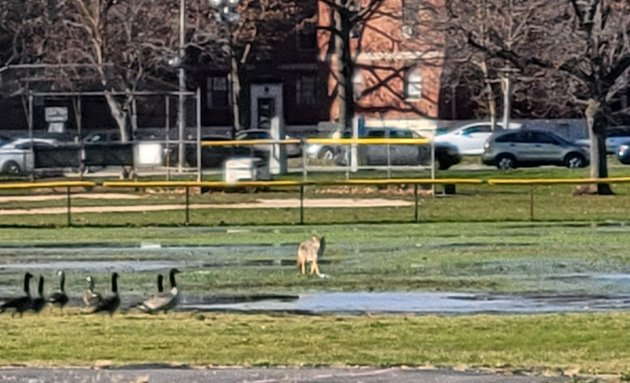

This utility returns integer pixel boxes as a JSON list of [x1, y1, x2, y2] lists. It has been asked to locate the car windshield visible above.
[[238, 131, 269, 139]]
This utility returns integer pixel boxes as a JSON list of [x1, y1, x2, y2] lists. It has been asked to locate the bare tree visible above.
[[46, 0, 181, 142], [318, 0, 384, 131], [445, 0, 630, 194]]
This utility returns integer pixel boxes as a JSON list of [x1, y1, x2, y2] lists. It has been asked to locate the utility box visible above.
[[134, 142, 164, 167], [223, 157, 270, 184]]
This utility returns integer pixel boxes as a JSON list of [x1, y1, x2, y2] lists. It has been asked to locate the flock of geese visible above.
[[0, 268, 181, 318]]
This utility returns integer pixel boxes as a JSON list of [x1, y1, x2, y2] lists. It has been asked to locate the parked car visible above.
[[184, 135, 254, 168], [617, 142, 630, 164], [235, 129, 302, 158], [306, 130, 343, 160], [0, 135, 10, 147], [0, 138, 60, 175], [83, 131, 121, 143], [481, 129, 589, 169], [574, 128, 630, 154], [434, 122, 521, 155], [334, 127, 461, 169]]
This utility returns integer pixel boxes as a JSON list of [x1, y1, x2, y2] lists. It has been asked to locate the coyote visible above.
[[297, 235, 326, 276]]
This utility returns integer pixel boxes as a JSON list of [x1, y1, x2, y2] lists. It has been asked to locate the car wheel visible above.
[[565, 153, 585, 168], [2, 160, 22, 175], [496, 154, 516, 170], [436, 158, 451, 170], [318, 147, 335, 161]]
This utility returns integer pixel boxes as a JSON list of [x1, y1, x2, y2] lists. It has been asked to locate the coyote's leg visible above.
[[310, 261, 320, 276], [298, 257, 306, 274]]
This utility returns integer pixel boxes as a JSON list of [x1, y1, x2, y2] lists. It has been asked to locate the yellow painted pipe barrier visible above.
[[304, 138, 431, 145], [103, 178, 481, 189], [0, 181, 95, 227], [487, 177, 630, 185], [201, 137, 431, 147], [0, 181, 96, 190]]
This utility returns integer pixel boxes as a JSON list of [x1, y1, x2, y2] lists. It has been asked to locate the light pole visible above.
[[177, 0, 186, 173], [209, 0, 241, 139]]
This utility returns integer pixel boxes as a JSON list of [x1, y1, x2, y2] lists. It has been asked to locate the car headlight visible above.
[[619, 144, 629, 154]]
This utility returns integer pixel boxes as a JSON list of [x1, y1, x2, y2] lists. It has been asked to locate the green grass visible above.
[[3, 183, 630, 226], [2, 196, 630, 376], [2, 159, 630, 227], [0, 222, 629, 295], [1, 311, 629, 376]]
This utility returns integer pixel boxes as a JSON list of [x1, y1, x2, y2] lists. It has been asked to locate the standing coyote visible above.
[[297, 235, 326, 276]]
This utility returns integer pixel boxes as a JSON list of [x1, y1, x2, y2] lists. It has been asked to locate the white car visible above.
[[574, 128, 630, 154], [434, 122, 521, 155], [0, 138, 60, 175], [235, 129, 302, 158]]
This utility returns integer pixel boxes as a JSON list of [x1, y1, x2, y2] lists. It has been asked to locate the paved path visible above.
[[0, 367, 576, 383]]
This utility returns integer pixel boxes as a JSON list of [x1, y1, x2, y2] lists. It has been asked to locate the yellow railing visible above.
[[4, 176, 630, 226], [487, 177, 630, 185], [0, 181, 96, 190], [200, 137, 431, 147], [0, 181, 96, 226]]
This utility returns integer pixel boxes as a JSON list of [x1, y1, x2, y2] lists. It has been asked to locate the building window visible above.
[[206, 76, 229, 109], [405, 68, 422, 100], [352, 71, 364, 99], [297, 24, 317, 50], [296, 75, 317, 106], [402, 0, 420, 38]]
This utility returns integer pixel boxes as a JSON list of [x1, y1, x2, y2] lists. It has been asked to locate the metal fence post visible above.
[[529, 185, 534, 221], [185, 186, 190, 226], [414, 184, 419, 222], [299, 184, 305, 225], [66, 186, 72, 227], [301, 138, 307, 182]]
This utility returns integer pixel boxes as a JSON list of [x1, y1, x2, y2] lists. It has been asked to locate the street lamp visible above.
[[209, 0, 241, 139], [177, 0, 186, 173]]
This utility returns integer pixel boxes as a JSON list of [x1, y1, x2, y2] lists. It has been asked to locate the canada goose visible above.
[[29, 276, 47, 313], [138, 268, 180, 314], [156, 274, 164, 293], [90, 272, 120, 316], [83, 275, 102, 308], [48, 270, 69, 310], [0, 272, 34, 317]]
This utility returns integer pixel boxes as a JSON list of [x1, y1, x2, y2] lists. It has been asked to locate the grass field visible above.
[[1, 311, 629, 377], [1, 222, 629, 295], [0, 222, 629, 379], [2, 163, 630, 379]]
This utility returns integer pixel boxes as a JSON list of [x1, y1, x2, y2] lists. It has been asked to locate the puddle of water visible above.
[[183, 291, 630, 315]]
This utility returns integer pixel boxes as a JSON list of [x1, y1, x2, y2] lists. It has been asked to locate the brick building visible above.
[[0, 0, 448, 136], [316, 0, 444, 132]]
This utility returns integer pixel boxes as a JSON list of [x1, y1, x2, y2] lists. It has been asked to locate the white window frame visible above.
[[405, 68, 422, 100]]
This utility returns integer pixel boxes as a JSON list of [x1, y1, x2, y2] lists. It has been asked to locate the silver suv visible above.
[[481, 129, 589, 169]]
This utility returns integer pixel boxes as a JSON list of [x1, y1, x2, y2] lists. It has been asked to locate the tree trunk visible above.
[[480, 61, 497, 130], [104, 92, 129, 142], [585, 98, 612, 195], [230, 36, 241, 137], [334, 2, 355, 132], [501, 75, 512, 129]]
